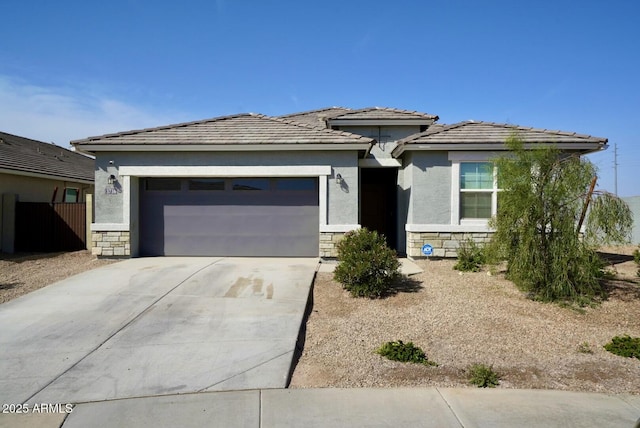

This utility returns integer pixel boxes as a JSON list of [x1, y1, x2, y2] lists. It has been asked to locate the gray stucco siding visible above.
[[93, 150, 360, 226], [622, 196, 640, 244], [406, 151, 451, 225], [338, 125, 421, 160], [94, 161, 123, 223]]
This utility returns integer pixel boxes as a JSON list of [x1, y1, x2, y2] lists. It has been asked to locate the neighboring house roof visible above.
[[0, 131, 94, 183], [328, 106, 439, 121], [279, 107, 352, 128], [73, 113, 374, 151], [392, 121, 608, 157]]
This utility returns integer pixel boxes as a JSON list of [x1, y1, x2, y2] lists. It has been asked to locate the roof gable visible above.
[[392, 121, 607, 156], [328, 107, 438, 121], [279, 107, 351, 128], [0, 131, 94, 182], [73, 113, 374, 149]]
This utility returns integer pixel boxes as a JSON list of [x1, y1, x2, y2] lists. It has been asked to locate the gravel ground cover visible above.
[[290, 246, 640, 394], [2, 247, 638, 393], [0, 251, 116, 304]]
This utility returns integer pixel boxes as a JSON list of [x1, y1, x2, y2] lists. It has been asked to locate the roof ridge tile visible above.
[[264, 114, 373, 141], [279, 107, 351, 118]]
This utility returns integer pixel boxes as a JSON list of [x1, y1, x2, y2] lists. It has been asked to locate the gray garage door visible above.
[[140, 177, 319, 257]]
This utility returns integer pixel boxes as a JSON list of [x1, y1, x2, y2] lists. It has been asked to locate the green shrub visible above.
[[604, 335, 640, 359], [453, 239, 486, 272], [633, 246, 640, 277], [333, 228, 400, 298], [376, 340, 437, 366], [468, 363, 500, 388]]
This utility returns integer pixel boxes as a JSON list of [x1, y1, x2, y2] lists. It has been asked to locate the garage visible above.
[[139, 177, 319, 257]]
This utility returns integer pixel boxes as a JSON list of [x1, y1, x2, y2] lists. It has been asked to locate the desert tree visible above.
[[488, 136, 633, 303]]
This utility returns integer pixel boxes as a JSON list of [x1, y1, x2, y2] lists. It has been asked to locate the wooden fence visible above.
[[15, 202, 86, 252]]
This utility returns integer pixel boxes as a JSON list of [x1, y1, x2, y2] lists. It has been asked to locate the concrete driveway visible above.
[[0, 257, 318, 404]]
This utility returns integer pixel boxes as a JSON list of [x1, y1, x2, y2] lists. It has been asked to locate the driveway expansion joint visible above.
[[436, 387, 465, 428]]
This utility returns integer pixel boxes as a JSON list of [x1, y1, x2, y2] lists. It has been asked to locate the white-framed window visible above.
[[449, 152, 500, 225]]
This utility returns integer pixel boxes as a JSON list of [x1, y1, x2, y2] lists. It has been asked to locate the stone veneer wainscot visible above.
[[407, 231, 492, 258], [319, 232, 346, 258], [91, 231, 130, 257]]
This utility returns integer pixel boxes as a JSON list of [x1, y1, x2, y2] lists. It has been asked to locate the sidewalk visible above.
[[2, 388, 639, 428]]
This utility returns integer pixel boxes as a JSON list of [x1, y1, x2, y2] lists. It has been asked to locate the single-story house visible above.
[[1, 131, 95, 252], [72, 107, 607, 258]]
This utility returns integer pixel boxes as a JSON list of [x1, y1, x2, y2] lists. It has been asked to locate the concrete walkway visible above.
[[0, 257, 318, 404], [1, 388, 638, 428]]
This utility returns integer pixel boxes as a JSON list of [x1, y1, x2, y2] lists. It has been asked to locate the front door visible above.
[[360, 168, 398, 251]]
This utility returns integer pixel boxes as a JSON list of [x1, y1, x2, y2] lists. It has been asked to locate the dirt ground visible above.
[[0, 251, 116, 304], [289, 245, 640, 394]]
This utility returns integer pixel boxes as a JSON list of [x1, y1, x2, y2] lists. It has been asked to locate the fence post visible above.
[[86, 194, 93, 251]]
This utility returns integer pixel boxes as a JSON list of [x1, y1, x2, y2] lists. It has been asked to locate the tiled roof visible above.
[[329, 107, 438, 121], [73, 113, 373, 146], [0, 131, 94, 182], [393, 121, 607, 155], [279, 107, 352, 128]]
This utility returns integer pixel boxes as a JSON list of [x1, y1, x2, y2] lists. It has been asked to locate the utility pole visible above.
[[614, 143, 618, 196]]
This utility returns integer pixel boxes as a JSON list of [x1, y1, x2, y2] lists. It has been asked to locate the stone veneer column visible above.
[[91, 231, 131, 257], [319, 232, 346, 258]]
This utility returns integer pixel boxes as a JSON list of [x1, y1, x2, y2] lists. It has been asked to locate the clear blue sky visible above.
[[1, 0, 638, 196]]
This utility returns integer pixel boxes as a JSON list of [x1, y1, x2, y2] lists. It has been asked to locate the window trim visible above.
[[449, 152, 500, 226], [63, 187, 80, 203]]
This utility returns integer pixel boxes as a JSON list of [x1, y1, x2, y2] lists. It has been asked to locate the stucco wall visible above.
[[405, 151, 451, 225], [623, 196, 640, 244], [94, 150, 360, 226], [334, 126, 420, 255], [338, 125, 421, 160], [0, 172, 93, 203]]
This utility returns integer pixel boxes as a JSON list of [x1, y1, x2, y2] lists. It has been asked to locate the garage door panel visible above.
[[140, 178, 319, 257], [143, 193, 317, 207]]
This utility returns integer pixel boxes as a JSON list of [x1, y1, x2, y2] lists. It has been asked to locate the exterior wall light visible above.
[[108, 174, 117, 185], [335, 173, 343, 185]]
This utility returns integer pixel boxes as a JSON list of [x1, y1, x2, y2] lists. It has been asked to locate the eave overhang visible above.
[[391, 142, 607, 158], [0, 167, 94, 184], [73, 143, 373, 155]]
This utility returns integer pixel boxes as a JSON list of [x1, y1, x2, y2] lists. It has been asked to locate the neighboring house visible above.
[[622, 196, 640, 244], [72, 107, 606, 258], [0, 131, 95, 252]]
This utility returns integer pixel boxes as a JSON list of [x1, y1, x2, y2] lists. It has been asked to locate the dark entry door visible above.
[[360, 168, 398, 251]]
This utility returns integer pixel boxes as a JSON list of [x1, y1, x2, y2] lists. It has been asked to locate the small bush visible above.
[[604, 335, 640, 359], [468, 363, 500, 388], [334, 228, 400, 298], [376, 340, 437, 366], [453, 239, 486, 272], [633, 246, 640, 277]]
